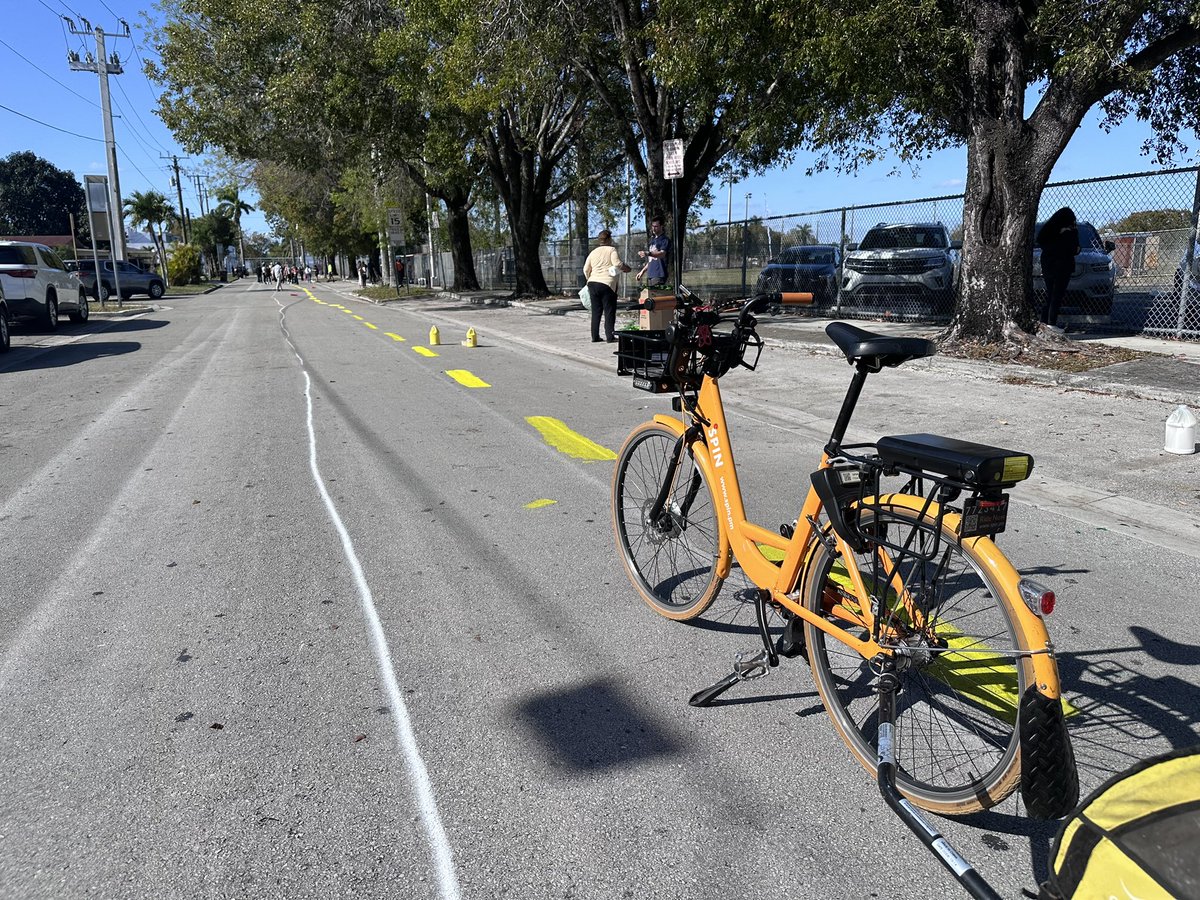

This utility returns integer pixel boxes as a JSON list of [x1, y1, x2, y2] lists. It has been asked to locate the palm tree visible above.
[[215, 184, 254, 267], [123, 190, 177, 285]]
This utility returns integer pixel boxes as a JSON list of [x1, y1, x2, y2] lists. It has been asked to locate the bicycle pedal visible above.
[[779, 522, 794, 539], [733, 649, 770, 680]]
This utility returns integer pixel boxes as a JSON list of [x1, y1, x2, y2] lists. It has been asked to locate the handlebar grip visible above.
[[777, 292, 814, 305]]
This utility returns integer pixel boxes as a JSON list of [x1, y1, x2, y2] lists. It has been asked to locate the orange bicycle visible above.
[[610, 287, 1077, 891]]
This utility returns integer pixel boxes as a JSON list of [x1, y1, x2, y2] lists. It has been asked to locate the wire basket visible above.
[[615, 330, 674, 393]]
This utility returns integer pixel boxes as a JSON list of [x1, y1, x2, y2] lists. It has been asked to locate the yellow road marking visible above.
[[384, 332, 406, 342], [445, 369, 490, 388], [414, 346, 439, 357], [352, 315, 365, 321], [364, 323, 378, 330], [526, 416, 617, 461], [525, 499, 557, 509]]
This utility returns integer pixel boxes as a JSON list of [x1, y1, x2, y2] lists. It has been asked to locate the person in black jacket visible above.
[[1038, 207, 1080, 328]]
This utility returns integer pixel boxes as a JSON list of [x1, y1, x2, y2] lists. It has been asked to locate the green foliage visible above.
[[168, 243, 203, 284], [0, 151, 86, 235], [1107, 209, 1194, 233]]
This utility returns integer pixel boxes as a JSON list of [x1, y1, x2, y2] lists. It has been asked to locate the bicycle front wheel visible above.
[[612, 422, 725, 620], [803, 505, 1031, 814]]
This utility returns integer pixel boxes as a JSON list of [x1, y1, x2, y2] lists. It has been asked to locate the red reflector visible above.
[[7, 268, 37, 278], [1040, 592, 1056, 615]]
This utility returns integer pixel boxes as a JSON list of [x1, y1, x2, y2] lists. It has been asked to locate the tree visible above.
[[214, 184, 254, 265], [0, 151, 85, 236], [1108, 209, 1194, 234], [188, 210, 236, 274], [773, 1, 1200, 343], [123, 190, 177, 285], [573, 0, 820, 261]]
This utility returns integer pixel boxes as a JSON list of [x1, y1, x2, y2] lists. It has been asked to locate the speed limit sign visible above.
[[386, 207, 405, 242]]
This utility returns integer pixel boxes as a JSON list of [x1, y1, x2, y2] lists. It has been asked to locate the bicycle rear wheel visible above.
[[612, 422, 725, 620], [803, 505, 1031, 814]]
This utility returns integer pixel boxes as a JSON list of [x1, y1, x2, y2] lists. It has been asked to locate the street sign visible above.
[[84, 174, 110, 240], [386, 207, 405, 242], [663, 139, 684, 180]]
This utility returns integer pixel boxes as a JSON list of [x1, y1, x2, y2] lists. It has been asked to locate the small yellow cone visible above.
[[462, 327, 477, 348], [429, 325, 440, 345]]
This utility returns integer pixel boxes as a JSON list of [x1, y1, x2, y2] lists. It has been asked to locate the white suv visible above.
[[0, 241, 89, 331], [842, 223, 961, 313]]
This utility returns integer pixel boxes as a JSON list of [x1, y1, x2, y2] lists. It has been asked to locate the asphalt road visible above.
[[2, 279, 1198, 900]]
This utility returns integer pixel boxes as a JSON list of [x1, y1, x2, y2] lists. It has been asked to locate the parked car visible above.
[[0, 241, 88, 330], [0, 286, 9, 352], [756, 244, 841, 305], [841, 223, 961, 313], [1032, 220, 1116, 316], [70, 258, 166, 301]]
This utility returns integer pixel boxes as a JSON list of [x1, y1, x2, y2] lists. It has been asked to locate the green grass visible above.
[[355, 285, 436, 301]]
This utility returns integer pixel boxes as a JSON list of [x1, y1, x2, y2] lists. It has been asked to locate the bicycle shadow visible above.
[[512, 677, 686, 773], [955, 624, 1200, 887]]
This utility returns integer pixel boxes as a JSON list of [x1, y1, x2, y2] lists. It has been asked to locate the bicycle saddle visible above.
[[825, 322, 937, 369]]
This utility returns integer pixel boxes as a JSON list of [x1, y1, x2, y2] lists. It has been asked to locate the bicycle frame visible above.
[[651, 372, 1064, 701]]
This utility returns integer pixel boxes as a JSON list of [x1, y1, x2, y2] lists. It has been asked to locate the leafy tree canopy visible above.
[[1108, 208, 1194, 233], [0, 151, 86, 235]]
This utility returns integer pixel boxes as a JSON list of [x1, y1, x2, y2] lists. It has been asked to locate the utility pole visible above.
[[163, 155, 189, 242], [66, 17, 128, 262]]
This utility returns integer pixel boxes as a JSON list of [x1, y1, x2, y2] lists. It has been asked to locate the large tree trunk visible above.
[[944, 0, 1084, 344], [507, 181, 550, 296], [445, 200, 480, 290]]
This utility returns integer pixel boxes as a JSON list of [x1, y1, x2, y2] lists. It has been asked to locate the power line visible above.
[[0, 101, 103, 141], [113, 75, 169, 154], [0, 35, 100, 109]]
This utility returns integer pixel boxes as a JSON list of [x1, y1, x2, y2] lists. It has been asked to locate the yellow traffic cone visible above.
[[462, 327, 478, 348], [429, 325, 440, 345]]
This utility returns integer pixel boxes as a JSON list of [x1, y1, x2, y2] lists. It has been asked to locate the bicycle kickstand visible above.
[[875, 660, 1002, 900], [689, 590, 779, 707]]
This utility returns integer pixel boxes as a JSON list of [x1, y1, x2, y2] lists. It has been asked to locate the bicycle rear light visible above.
[[1018, 578, 1056, 616]]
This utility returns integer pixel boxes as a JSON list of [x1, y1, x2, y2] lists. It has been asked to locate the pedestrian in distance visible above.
[[583, 229, 632, 343], [271, 261, 284, 291], [1038, 206, 1080, 329], [637, 215, 671, 289]]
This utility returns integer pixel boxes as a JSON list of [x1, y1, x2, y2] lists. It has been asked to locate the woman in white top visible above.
[[582, 230, 631, 342]]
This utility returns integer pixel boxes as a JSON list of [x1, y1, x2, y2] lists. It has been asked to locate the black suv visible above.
[[70, 259, 166, 301]]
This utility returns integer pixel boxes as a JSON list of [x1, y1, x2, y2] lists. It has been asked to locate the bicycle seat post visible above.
[[826, 365, 872, 456]]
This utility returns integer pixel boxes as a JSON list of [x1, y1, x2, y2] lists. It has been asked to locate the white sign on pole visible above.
[[663, 139, 685, 180], [386, 207, 405, 243], [85, 174, 110, 241]]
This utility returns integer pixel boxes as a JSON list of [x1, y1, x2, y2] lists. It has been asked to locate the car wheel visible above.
[[97, 282, 111, 302], [0, 308, 10, 353], [43, 293, 59, 331], [149, 281, 165, 299], [69, 292, 89, 323]]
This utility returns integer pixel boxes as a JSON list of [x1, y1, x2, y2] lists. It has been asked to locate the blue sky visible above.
[[2, 0, 1196, 240]]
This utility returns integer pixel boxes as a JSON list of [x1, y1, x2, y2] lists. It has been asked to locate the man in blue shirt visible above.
[[639, 216, 671, 288]]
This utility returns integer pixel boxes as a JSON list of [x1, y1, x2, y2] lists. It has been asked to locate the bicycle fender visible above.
[[859, 493, 1062, 700], [651, 414, 734, 579]]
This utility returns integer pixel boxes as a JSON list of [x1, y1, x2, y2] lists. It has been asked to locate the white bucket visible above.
[[1164, 405, 1198, 455]]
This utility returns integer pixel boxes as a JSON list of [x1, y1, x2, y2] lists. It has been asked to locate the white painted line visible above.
[[278, 298, 460, 900]]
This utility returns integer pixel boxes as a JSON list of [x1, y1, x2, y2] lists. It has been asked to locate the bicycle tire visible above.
[[612, 422, 725, 620], [803, 504, 1030, 814]]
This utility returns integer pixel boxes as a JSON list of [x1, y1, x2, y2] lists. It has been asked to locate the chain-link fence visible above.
[[443, 166, 1200, 340]]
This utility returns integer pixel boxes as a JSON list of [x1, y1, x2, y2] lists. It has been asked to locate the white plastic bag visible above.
[[578, 284, 591, 310]]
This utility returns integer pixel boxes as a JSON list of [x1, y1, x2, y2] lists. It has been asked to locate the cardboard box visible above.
[[638, 289, 677, 330]]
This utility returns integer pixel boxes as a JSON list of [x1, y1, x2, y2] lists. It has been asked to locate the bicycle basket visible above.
[[615, 330, 674, 393]]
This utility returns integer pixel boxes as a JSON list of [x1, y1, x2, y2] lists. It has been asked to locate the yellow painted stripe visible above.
[[445, 369, 490, 388], [384, 332, 406, 342], [364, 322, 378, 330], [414, 346, 439, 357], [352, 315, 365, 321], [525, 499, 557, 510], [526, 416, 617, 461]]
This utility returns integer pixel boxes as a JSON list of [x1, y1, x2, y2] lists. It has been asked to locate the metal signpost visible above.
[[664, 138, 684, 288], [387, 208, 405, 294]]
